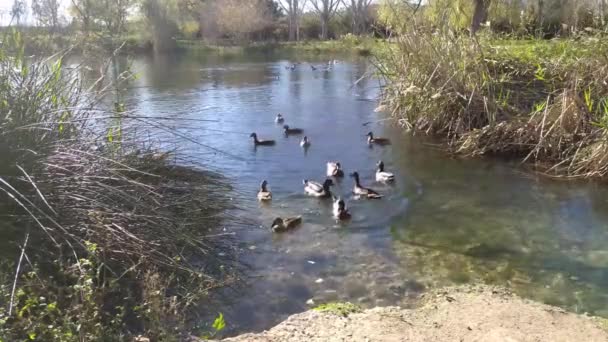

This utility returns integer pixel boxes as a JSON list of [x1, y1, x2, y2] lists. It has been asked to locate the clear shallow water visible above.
[[117, 51, 608, 334]]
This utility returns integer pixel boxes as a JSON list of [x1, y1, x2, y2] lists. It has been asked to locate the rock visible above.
[[315, 278, 324, 284], [222, 285, 608, 342], [306, 298, 315, 306]]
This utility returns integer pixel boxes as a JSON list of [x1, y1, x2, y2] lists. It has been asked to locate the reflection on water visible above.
[[109, 50, 608, 334]]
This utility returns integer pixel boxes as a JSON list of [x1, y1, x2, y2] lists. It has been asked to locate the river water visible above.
[[111, 50, 608, 334]]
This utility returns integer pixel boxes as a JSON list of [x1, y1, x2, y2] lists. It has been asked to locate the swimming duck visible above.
[[284, 125, 304, 135], [332, 197, 351, 221], [366, 132, 391, 145], [310, 64, 317, 71], [257, 180, 272, 201], [300, 136, 311, 148], [275, 113, 284, 123], [250, 133, 276, 146], [350, 172, 382, 199], [303, 178, 334, 198], [375, 161, 395, 183], [326, 162, 344, 178], [271, 216, 302, 233]]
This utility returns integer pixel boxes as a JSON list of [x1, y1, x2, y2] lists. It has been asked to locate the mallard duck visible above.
[[326, 162, 344, 177], [257, 180, 272, 201], [300, 136, 311, 148], [284, 125, 304, 135], [375, 161, 395, 183], [350, 172, 382, 199], [332, 197, 351, 221], [366, 132, 391, 145], [250, 133, 275, 146], [303, 178, 334, 198], [271, 216, 302, 233], [275, 114, 284, 123]]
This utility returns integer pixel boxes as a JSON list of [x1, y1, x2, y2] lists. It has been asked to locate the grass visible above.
[[377, 22, 608, 179], [313, 302, 362, 317], [0, 32, 240, 340]]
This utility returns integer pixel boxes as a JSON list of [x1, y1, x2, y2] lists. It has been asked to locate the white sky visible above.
[[0, 0, 70, 25]]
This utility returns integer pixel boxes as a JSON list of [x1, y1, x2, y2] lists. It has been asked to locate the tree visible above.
[[32, 0, 61, 33], [216, 0, 271, 41], [142, 0, 179, 52], [343, 0, 373, 35], [69, 0, 134, 38], [471, 0, 490, 34], [278, 0, 308, 41], [10, 0, 27, 25], [310, 0, 341, 39]]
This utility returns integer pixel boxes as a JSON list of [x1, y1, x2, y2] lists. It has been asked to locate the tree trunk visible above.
[[320, 15, 328, 39], [537, 0, 543, 30], [471, 0, 490, 35], [288, 15, 296, 40], [601, 0, 606, 27]]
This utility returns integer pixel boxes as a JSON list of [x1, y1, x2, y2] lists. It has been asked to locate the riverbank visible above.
[[176, 37, 381, 56], [380, 32, 608, 179], [220, 285, 608, 341]]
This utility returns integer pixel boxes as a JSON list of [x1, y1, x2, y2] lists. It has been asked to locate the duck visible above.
[[350, 171, 382, 199], [300, 136, 311, 148], [257, 180, 272, 201], [303, 178, 334, 198], [250, 133, 276, 146], [366, 132, 391, 145], [332, 197, 351, 221], [326, 162, 344, 178], [271, 216, 302, 233], [275, 113, 284, 123], [375, 161, 395, 183], [284, 125, 304, 135], [310, 64, 317, 71]]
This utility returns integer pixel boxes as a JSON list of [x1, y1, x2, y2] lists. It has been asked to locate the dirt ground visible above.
[[220, 285, 608, 342]]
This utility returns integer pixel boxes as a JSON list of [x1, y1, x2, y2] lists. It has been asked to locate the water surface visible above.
[[116, 50, 608, 334]]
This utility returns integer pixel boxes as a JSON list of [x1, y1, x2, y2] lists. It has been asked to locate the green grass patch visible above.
[[313, 302, 362, 317]]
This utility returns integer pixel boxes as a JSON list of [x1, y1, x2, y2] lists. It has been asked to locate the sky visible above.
[[0, 0, 69, 25]]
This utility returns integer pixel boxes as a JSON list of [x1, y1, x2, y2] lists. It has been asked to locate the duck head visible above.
[[337, 198, 346, 210], [349, 171, 361, 184], [283, 125, 290, 131], [366, 132, 374, 138], [250, 133, 257, 139], [377, 161, 385, 172], [271, 217, 284, 230], [260, 180, 268, 191], [323, 178, 335, 188]]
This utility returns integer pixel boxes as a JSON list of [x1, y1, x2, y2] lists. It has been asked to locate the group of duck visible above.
[[251, 113, 394, 233], [285, 60, 339, 72]]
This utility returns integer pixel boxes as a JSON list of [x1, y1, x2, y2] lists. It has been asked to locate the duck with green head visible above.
[[350, 171, 382, 199], [303, 178, 334, 198], [326, 162, 344, 177], [332, 196, 351, 221], [257, 180, 272, 201], [375, 161, 395, 183]]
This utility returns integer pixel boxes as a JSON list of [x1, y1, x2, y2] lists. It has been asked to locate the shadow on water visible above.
[[63, 51, 608, 335]]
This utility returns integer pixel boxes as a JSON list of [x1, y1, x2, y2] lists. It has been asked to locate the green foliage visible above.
[[313, 302, 362, 317]]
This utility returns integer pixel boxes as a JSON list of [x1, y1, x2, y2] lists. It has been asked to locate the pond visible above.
[[114, 50, 608, 335]]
